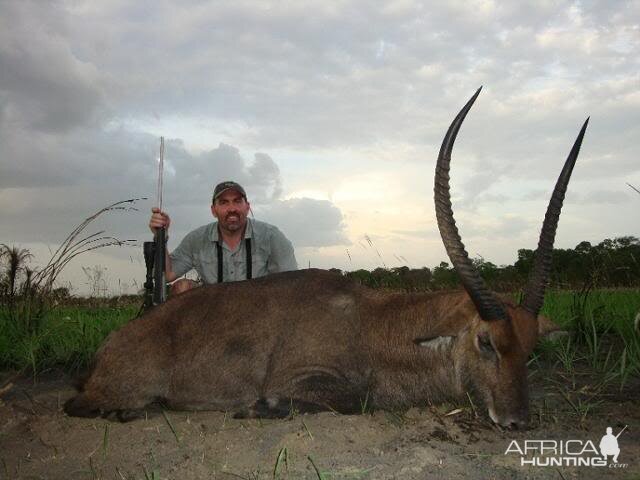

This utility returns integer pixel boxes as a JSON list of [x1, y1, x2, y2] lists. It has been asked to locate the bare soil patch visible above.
[[0, 367, 638, 480]]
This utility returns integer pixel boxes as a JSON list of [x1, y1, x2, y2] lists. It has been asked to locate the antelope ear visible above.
[[537, 314, 568, 341], [414, 336, 456, 350]]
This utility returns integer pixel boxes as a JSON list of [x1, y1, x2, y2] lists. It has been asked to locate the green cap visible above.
[[212, 181, 247, 203]]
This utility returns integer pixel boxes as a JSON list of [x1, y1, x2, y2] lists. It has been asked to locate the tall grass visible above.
[[0, 199, 142, 374], [539, 288, 640, 387], [0, 305, 136, 373], [540, 289, 640, 331], [1, 288, 637, 383]]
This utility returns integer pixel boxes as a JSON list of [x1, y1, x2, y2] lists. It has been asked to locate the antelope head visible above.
[[435, 88, 588, 428]]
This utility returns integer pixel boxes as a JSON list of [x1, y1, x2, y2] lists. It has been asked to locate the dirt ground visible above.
[[0, 367, 638, 480]]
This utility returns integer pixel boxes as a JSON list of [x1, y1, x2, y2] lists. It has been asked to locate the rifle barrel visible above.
[[157, 136, 164, 211], [616, 425, 628, 438]]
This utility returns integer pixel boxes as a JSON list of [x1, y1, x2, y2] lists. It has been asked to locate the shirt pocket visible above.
[[252, 244, 270, 277], [195, 251, 218, 284]]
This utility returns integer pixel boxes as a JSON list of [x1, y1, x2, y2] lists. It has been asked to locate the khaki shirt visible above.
[[170, 219, 297, 283]]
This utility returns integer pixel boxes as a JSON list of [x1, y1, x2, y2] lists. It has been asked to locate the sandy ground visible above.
[[0, 368, 638, 480]]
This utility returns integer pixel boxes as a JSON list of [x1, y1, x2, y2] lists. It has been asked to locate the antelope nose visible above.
[[505, 418, 528, 430], [489, 407, 529, 430]]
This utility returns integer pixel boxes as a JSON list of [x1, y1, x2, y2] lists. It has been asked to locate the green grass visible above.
[[0, 289, 638, 383], [539, 289, 640, 331], [0, 305, 136, 372], [530, 289, 640, 410]]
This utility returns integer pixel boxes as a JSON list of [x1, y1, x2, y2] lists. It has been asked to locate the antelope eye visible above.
[[477, 333, 495, 354]]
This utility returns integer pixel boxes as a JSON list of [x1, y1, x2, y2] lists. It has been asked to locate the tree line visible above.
[[2, 236, 639, 302], [336, 236, 640, 292]]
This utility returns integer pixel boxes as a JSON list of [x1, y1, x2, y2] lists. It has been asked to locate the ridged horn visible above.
[[521, 118, 589, 316], [434, 87, 508, 322]]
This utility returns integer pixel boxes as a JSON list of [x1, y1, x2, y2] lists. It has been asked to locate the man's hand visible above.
[[149, 207, 171, 234]]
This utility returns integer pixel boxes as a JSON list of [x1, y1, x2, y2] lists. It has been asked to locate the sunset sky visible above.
[[1, 1, 638, 294]]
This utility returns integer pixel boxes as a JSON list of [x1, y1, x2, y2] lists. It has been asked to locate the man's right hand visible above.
[[149, 207, 171, 234]]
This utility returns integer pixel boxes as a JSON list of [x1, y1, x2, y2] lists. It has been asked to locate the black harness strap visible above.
[[216, 241, 223, 283], [216, 237, 252, 283], [246, 238, 252, 280]]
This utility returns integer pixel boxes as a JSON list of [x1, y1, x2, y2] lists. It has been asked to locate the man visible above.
[[149, 181, 297, 294], [599, 427, 621, 463]]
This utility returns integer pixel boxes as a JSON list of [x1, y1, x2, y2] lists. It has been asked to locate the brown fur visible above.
[[65, 269, 540, 427]]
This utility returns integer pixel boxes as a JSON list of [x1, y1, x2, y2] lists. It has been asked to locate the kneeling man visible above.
[[149, 181, 297, 294]]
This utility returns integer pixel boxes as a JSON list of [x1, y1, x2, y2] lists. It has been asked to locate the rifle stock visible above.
[[143, 241, 155, 310], [152, 227, 167, 305]]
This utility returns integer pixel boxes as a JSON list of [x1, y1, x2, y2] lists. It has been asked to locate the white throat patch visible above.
[[417, 336, 455, 350]]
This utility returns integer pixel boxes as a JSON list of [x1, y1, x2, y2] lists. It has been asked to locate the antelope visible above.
[[64, 88, 588, 428]]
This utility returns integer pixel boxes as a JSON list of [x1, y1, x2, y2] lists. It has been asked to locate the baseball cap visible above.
[[212, 181, 247, 203]]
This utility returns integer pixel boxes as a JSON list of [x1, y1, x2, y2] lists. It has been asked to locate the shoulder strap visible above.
[[216, 241, 223, 283], [245, 238, 252, 280]]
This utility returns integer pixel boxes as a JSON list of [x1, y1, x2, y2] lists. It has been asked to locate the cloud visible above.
[[0, 0, 638, 293], [453, 214, 533, 241], [0, 1, 106, 133], [0, 121, 287, 245], [255, 197, 349, 248], [580, 190, 631, 205], [391, 228, 439, 240], [167, 141, 284, 206], [3, 1, 639, 161], [455, 169, 510, 210], [520, 189, 550, 201], [247, 153, 283, 203]]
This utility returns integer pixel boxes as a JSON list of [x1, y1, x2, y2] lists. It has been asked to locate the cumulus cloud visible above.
[[247, 153, 283, 203], [0, 1, 106, 133], [0, 114, 289, 246], [164, 141, 284, 206], [255, 197, 349, 248]]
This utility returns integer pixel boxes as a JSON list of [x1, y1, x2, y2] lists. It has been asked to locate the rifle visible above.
[[143, 137, 167, 310], [616, 425, 628, 438]]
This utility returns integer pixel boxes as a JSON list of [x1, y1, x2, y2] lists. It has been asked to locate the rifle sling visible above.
[[216, 237, 252, 283]]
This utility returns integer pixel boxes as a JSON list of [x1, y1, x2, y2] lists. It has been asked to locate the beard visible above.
[[220, 212, 246, 232]]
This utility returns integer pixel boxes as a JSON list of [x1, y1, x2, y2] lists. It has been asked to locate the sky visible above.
[[1, 0, 638, 295]]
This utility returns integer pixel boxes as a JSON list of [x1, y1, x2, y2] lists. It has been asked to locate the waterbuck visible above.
[[65, 88, 588, 427]]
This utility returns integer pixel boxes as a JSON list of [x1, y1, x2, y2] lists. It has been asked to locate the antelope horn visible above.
[[521, 118, 589, 316], [434, 87, 507, 322]]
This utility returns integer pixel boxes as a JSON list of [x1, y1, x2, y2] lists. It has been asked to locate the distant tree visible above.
[[51, 286, 71, 301], [593, 236, 640, 286], [398, 267, 432, 291], [473, 257, 499, 282], [515, 249, 535, 277], [342, 236, 640, 292], [431, 262, 458, 289], [392, 266, 410, 277], [0, 244, 33, 299], [346, 269, 375, 286], [574, 241, 592, 255], [371, 267, 396, 288]]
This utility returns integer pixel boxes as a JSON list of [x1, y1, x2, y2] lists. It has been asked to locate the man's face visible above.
[[211, 189, 250, 234]]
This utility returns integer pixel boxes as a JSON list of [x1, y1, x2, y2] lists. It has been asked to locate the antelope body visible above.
[[65, 89, 588, 427]]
